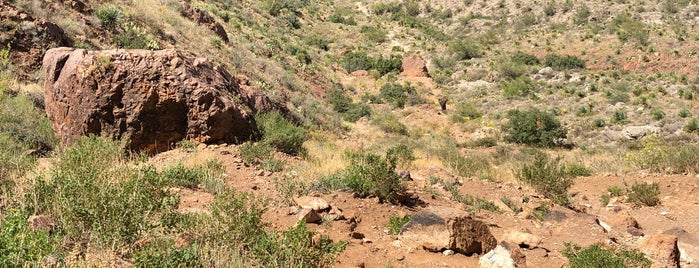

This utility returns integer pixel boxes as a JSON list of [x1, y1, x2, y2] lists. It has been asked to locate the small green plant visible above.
[[0, 210, 63, 266], [650, 109, 665, 120], [563, 243, 652, 268], [466, 137, 498, 148], [95, 5, 123, 28], [255, 111, 308, 156], [431, 177, 499, 212], [429, 136, 491, 178], [115, 22, 160, 50], [502, 109, 567, 148], [387, 215, 412, 235], [627, 182, 660, 206], [450, 102, 482, 122], [326, 87, 371, 122], [360, 25, 388, 43], [449, 39, 482, 60], [600, 193, 611, 206], [679, 108, 691, 118], [611, 109, 628, 124], [372, 113, 408, 135], [564, 163, 593, 177], [607, 186, 624, 196], [593, 119, 606, 128], [544, 54, 585, 70], [516, 152, 574, 206], [531, 204, 550, 221], [510, 51, 540, 65], [379, 83, 417, 108], [176, 139, 196, 152], [133, 239, 203, 268], [502, 76, 536, 98], [500, 197, 522, 213], [684, 118, 699, 133]]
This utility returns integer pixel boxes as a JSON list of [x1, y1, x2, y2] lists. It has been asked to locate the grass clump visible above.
[[372, 113, 408, 135], [563, 243, 651, 268], [379, 83, 417, 109], [544, 54, 585, 70], [429, 136, 491, 178], [626, 136, 699, 174], [387, 215, 412, 235], [516, 152, 578, 206], [449, 39, 483, 60], [0, 93, 58, 154], [95, 5, 123, 28], [255, 111, 308, 156], [502, 76, 536, 98], [0, 210, 63, 267], [430, 176, 499, 212], [450, 102, 482, 122], [502, 109, 567, 148], [627, 182, 660, 207]]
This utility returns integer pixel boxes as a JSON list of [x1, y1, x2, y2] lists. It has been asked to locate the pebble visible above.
[[443, 249, 455, 256]]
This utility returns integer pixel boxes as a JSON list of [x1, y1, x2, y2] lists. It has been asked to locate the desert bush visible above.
[[563, 243, 651, 268], [255, 111, 308, 156], [450, 102, 482, 122], [373, 55, 403, 76], [372, 2, 402, 15], [627, 182, 660, 206], [0, 134, 35, 192], [372, 113, 408, 135], [611, 109, 628, 124], [240, 142, 274, 165], [0, 93, 58, 153], [326, 85, 371, 122], [465, 137, 498, 148], [516, 151, 574, 206], [379, 83, 417, 108], [429, 136, 491, 178], [500, 197, 522, 213], [360, 26, 387, 43], [502, 76, 535, 98], [115, 22, 160, 50], [340, 51, 373, 73], [627, 137, 699, 174], [449, 39, 482, 60], [564, 163, 593, 177], [95, 5, 123, 28], [386, 144, 415, 167], [29, 136, 176, 247], [503, 109, 567, 147], [678, 108, 691, 118], [650, 108, 665, 120], [133, 239, 202, 268], [573, 5, 591, 25], [161, 164, 206, 188], [684, 118, 699, 133], [264, 0, 309, 16], [511, 51, 540, 65], [544, 54, 585, 70], [387, 215, 412, 235], [0, 210, 63, 267], [608, 186, 625, 196], [611, 13, 649, 46], [498, 60, 528, 80]]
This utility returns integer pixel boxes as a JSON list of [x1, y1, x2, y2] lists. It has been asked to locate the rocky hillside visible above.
[[1, 0, 699, 267]]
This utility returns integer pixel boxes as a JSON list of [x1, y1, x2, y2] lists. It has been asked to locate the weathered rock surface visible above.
[[505, 230, 541, 249], [294, 196, 330, 212], [621, 125, 660, 140], [640, 234, 680, 268], [479, 241, 526, 268], [1, 1, 72, 79], [399, 206, 497, 255], [401, 55, 429, 77], [43, 47, 268, 153], [180, 1, 229, 43]]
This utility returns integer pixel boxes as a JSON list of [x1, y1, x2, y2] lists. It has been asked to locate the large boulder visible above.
[[399, 206, 497, 255], [640, 234, 681, 268], [43, 47, 267, 153], [400, 55, 429, 77]]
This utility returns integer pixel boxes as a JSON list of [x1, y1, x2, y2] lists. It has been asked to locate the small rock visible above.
[[479, 241, 526, 268], [297, 208, 322, 224], [391, 240, 402, 248], [640, 234, 680, 268], [28, 215, 55, 232], [627, 227, 644, 237], [443, 249, 455, 256], [505, 230, 541, 249], [219, 150, 231, 155], [350, 232, 365, 240], [294, 196, 330, 212], [396, 255, 405, 261], [362, 238, 372, 244]]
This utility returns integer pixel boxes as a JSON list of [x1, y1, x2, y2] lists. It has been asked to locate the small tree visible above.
[[503, 109, 567, 147]]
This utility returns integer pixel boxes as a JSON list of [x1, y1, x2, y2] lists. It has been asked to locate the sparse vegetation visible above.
[[255, 111, 308, 156], [387, 215, 412, 235], [563, 243, 652, 268], [503, 109, 567, 147], [516, 151, 580, 206], [627, 182, 661, 206]]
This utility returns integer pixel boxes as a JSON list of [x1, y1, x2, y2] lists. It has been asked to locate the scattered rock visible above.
[[479, 241, 526, 268], [398, 170, 412, 181], [350, 232, 365, 240], [294, 196, 330, 212], [640, 234, 680, 268], [400, 55, 430, 77], [297, 208, 322, 224], [537, 67, 554, 77], [492, 199, 514, 213], [443, 249, 455, 256], [43, 48, 267, 154], [399, 206, 497, 255], [28, 215, 55, 232], [621, 126, 660, 140], [627, 227, 644, 237], [505, 230, 541, 249], [180, 1, 229, 43], [328, 206, 345, 221]]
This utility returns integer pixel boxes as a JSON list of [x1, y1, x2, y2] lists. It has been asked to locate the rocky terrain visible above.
[[1, 0, 699, 267]]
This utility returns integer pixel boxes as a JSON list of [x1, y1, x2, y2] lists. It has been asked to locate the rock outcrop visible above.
[[400, 55, 429, 77], [640, 234, 681, 268], [1, 1, 72, 79], [180, 1, 229, 43], [399, 206, 497, 255], [43, 47, 268, 153]]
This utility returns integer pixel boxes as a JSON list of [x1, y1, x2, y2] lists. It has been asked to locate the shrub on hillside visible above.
[[339, 51, 373, 73], [450, 102, 482, 122], [372, 113, 408, 135], [449, 39, 482, 60], [627, 137, 699, 174], [0, 94, 58, 154], [95, 5, 123, 29], [516, 151, 575, 206], [511, 51, 540, 65], [255, 111, 308, 156], [627, 182, 660, 206], [379, 83, 417, 108], [502, 109, 567, 147], [0, 210, 63, 267], [502, 76, 536, 98], [563, 243, 651, 268], [544, 54, 585, 70]]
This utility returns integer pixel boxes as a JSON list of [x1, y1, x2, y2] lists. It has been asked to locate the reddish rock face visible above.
[[400, 55, 430, 77], [43, 47, 267, 154]]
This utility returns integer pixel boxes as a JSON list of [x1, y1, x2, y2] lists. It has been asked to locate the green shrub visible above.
[[466, 137, 498, 148], [240, 142, 274, 165], [498, 61, 528, 80], [450, 102, 482, 122], [564, 163, 593, 177], [29, 136, 176, 247], [360, 26, 388, 43], [0, 94, 58, 153], [678, 108, 691, 118], [607, 186, 624, 196], [0, 134, 36, 191], [611, 13, 649, 46], [503, 109, 567, 147], [115, 22, 160, 50], [386, 144, 415, 167], [627, 182, 660, 206], [326, 87, 371, 122], [511, 51, 540, 65], [379, 83, 417, 108], [531, 204, 550, 221], [544, 54, 585, 69], [573, 5, 591, 25], [502, 76, 535, 98], [255, 111, 308, 156], [0, 210, 63, 267], [500, 197, 522, 213], [627, 137, 699, 174], [611, 109, 628, 124], [161, 163, 205, 188], [387, 215, 412, 235], [563, 243, 651, 268], [133, 239, 202, 268], [340, 51, 373, 73], [651, 109, 665, 120], [429, 136, 491, 178], [593, 119, 606, 128], [516, 152, 574, 206], [684, 118, 699, 133], [373, 55, 403, 76], [95, 5, 123, 28], [372, 113, 408, 135], [449, 39, 482, 60], [264, 0, 309, 16]]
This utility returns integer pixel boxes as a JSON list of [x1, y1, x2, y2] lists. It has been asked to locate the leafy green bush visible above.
[[340, 51, 373, 73], [544, 54, 585, 69], [449, 39, 482, 60], [516, 152, 574, 206], [627, 182, 660, 206], [379, 83, 417, 108], [502, 76, 536, 98], [511, 51, 540, 65], [240, 142, 274, 165], [373, 55, 403, 76], [115, 22, 160, 50], [161, 163, 205, 188], [133, 239, 202, 268], [0, 134, 35, 191], [563, 243, 651, 268], [651, 109, 665, 120], [360, 26, 388, 43], [95, 5, 123, 28], [326, 86, 371, 122], [611, 13, 649, 46], [255, 111, 308, 156], [564, 163, 593, 177], [0, 210, 63, 267], [684, 118, 699, 133], [503, 109, 567, 147], [387, 215, 412, 235], [29, 136, 176, 247], [611, 109, 628, 124], [465, 137, 498, 148], [372, 113, 408, 135], [450, 102, 482, 122], [608, 186, 625, 196], [264, 0, 309, 16]]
